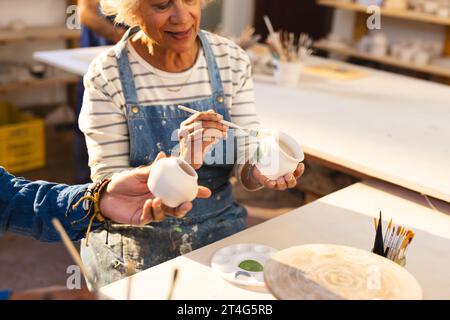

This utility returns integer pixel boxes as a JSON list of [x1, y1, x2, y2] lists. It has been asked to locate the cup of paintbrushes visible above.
[[272, 58, 304, 88], [371, 248, 407, 267], [372, 214, 414, 268]]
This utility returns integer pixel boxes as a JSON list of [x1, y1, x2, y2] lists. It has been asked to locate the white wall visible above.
[[0, 0, 67, 28], [0, 0, 69, 108], [221, 0, 255, 37]]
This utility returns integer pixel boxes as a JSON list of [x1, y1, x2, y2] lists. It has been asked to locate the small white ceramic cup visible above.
[[254, 131, 304, 180], [413, 50, 430, 65], [273, 59, 304, 88], [399, 47, 415, 63], [147, 157, 198, 208]]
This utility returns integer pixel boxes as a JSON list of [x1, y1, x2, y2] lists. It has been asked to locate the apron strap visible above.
[[198, 31, 225, 98], [114, 26, 140, 58], [115, 26, 141, 106]]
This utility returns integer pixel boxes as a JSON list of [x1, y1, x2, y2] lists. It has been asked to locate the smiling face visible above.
[[135, 0, 202, 54]]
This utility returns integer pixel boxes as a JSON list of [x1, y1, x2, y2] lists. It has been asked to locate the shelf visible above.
[[0, 75, 79, 94], [0, 26, 80, 45], [318, 0, 450, 26], [314, 40, 450, 78]]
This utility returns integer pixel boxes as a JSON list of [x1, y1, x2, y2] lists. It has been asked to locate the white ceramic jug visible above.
[[147, 157, 199, 208], [254, 131, 304, 180]]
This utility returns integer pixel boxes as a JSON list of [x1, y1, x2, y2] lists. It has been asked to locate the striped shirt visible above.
[[79, 31, 260, 187]]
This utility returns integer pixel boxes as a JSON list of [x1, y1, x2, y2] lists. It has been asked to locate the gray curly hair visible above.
[[101, 0, 215, 26]]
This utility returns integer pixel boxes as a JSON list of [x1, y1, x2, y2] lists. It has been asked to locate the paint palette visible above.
[[210, 244, 278, 288]]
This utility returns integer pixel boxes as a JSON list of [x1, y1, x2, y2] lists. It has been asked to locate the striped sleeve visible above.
[[79, 60, 132, 182], [229, 51, 262, 191]]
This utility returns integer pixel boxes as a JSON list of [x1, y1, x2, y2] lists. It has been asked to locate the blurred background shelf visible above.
[[0, 26, 80, 45], [318, 0, 450, 26], [316, 0, 450, 84], [0, 74, 79, 94], [314, 39, 450, 78]]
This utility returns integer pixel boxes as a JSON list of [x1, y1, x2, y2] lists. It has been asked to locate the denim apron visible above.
[[81, 27, 248, 288]]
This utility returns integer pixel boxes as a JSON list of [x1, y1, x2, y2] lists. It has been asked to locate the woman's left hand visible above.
[[99, 152, 212, 225], [251, 163, 305, 191]]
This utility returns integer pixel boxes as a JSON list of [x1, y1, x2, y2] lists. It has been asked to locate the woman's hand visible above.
[[178, 110, 228, 170], [99, 152, 212, 225], [252, 163, 305, 191]]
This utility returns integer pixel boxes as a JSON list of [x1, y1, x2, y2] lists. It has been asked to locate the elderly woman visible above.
[[79, 0, 305, 286]]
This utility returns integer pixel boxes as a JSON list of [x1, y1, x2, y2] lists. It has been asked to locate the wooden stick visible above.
[[125, 262, 136, 300], [167, 268, 179, 300], [385, 218, 392, 235], [51, 218, 96, 291], [389, 227, 403, 260], [263, 15, 276, 37]]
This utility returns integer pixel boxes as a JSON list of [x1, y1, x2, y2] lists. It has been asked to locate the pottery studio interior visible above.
[[0, 0, 449, 302]]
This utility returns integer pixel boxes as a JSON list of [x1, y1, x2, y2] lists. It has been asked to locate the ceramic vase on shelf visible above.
[[253, 131, 304, 180], [423, 0, 439, 14], [147, 157, 198, 208], [413, 50, 431, 65], [370, 33, 388, 57]]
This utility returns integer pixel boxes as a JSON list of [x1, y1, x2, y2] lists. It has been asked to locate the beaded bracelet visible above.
[[72, 178, 111, 246]]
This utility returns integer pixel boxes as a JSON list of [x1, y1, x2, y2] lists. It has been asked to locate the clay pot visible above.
[[254, 131, 304, 180], [370, 33, 388, 57], [147, 157, 198, 208]]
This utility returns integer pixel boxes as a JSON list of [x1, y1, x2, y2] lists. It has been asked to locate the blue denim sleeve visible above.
[[0, 290, 12, 300], [0, 167, 101, 242]]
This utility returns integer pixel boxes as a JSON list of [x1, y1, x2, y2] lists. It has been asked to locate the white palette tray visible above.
[[210, 244, 278, 288]]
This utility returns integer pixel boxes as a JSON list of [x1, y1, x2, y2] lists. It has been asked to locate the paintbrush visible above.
[[167, 268, 179, 300], [239, 26, 256, 48], [51, 218, 97, 292], [373, 211, 385, 256], [384, 225, 397, 258], [374, 216, 415, 264], [177, 105, 257, 136], [243, 35, 262, 50], [263, 15, 286, 61]]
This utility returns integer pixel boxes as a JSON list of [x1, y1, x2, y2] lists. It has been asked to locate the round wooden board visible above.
[[264, 244, 422, 300]]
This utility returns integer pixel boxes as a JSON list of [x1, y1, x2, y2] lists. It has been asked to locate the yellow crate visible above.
[[0, 102, 46, 173]]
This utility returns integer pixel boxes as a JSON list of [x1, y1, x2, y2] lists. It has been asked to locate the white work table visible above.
[[100, 180, 450, 300], [253, 69, 450, 203], [34, 46, 109, 77], [34, 47, 450, 203]]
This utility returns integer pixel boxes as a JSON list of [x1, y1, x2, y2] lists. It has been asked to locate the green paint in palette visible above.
[[238, 260, 264, 272]]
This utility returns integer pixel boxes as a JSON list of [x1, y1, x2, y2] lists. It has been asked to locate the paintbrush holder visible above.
[[272, 58, 304, 88], [371, 248, 407, 268], [396, 257, 407, 267]]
